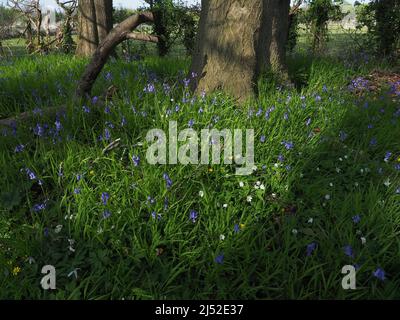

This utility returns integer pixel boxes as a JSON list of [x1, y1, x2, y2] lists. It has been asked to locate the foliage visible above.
[[0, 42, 399, 298], [355, 0, 400, 58], [303, 0, 346, 53]]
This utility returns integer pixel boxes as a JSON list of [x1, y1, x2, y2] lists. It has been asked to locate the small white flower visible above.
[[329, 182, 334, 187], [260, 184, 265, 190], [256, 181, 261, 186], [361, 237, 366, 245], [219, 234, 225, 241], [336, 167, 341, 173], [247, 195, 253, 203], [325, 194, 331, 200], [271, 193, 277, 199], [292, 229, 298, 235], [223, 203, 228, 208], [360, 169, 364, 174], [355, 182, 359, 187], [344, 155, 348, 159], [28, 257, 35, 264], [384, 178, 391, 187], [316, 167, 320, 171], [339, 157, 343, 162], [54, 225, 63, 234], [199, 190, 204, 197], [300, 173, 304, 178], [307, 218, 313, 224], [254, 184, 259, 190], [239, 181, 244, 188]]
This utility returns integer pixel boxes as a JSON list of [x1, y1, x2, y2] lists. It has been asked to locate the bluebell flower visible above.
[[189, 210, 198, 223], [384, 151, 392, 162], [215, 253, 224, 264], [260, 135, 266, 143], [234, 223, 240, 233], [256, 108, 263, 117], [14, 144, 25, 153], [278, 154, 285, 162], [306, 242, 317, 256], [92, 96, 98, 104], [344, 245, 354, 258], [74, 188, 81, 194], [282, 140, 294, 150], [163, 173, 173, 189], [25, 168, 37, 180], [101, 192, 110, 205], [339, 131, 348, 142], [33, 202, 46, 212], [34, 123, 45, 137], [373, 268, 385, 281], [370, 137, 377, 146], [44, 227, 49, 237], [352, 215, 361, 224], [82, 105, 90, 113], [284, 112, 289, 120], [103, 209, 111, 219], [306, 118, 311, 126], [132, 155, 140, 166], [104, 128, 111, 141], [188, 119, 194, 128]]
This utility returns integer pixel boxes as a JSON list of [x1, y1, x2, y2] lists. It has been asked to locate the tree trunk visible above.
[[76, 0, 113, 57], [190, 0, 290, 103], [76, 12, 155, 98], [76, 0, 99, 56], [95, 0, 113, 43]]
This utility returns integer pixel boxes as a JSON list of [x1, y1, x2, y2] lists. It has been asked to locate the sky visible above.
[[1, 0, 368, 10]]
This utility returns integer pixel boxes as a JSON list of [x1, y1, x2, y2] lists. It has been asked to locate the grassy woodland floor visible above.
[[0, 36, 400, 299]]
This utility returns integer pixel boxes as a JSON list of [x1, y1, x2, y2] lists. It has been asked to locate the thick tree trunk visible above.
[[76, 12, 155, 98], [190, 0, 290, 102], [76, 0, 113, 57], [76, 0, 99, 56], [95, 0, 113, 43], [267, 0, 290, 81]]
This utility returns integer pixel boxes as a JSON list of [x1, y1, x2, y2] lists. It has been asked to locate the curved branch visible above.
[[75, 11, 155, 98], [125, 32, 159, 43]]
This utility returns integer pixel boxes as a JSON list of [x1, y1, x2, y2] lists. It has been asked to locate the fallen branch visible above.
[[75, 11, 155, 99]]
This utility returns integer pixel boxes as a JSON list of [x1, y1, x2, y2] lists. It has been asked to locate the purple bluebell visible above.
[[384, 151, 392, 162], [132, 155, 140, 166], [282, 140, 294, 150], [306, 242, 317, 256], [33, 202, 46, 212], [260, 135, 266, 143], [352, 215, 361, 224], [103, 210, 111, 219], [101, 192, 110, 205], [344, 245, 354, 258], [163, 173, 173, 189], [339, 131, 348, 142], [215, 253, 224, 264], [234, 224, 240, 233], [14, 144, 25, 153], [373, 268, 385, 281], [189, 210, 198, 223]]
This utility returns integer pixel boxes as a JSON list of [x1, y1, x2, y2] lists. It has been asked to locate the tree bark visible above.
[[95, 0, 113, 43], [190, 0, 290, 103], [76, 0, 99, 56], [76, 0, 113, 57], [76, 12, 155, 98]]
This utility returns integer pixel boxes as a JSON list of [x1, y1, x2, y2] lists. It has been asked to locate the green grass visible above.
[[0, 44, 400, 299]]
